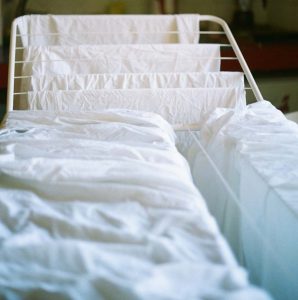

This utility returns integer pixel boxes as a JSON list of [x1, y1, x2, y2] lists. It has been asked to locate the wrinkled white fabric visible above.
[[23, 88, 246, 128], [190, 100, 298, 300], [17, 14, 200, 46], [21, 44, 221, 77], [175, 14, 200, 43], [0, 110, 269, 299], [23, 72, 244, 92]]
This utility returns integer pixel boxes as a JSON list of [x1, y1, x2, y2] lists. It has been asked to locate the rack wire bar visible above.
[[200, 15, 264, 102], [7, 20, 17, 112]]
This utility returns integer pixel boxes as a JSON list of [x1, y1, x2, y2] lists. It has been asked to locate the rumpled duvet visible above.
[[191, 100, 298, 299], [0, 109, 269, 299]]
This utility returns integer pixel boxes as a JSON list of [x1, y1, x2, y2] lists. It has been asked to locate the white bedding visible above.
[[23, 72, 244, 92], [18, 14, 200, 46], [23, 88, 246, 129], [189, 101, 298, 300], [0, 110, 269, 299], [21, 44, 221, 77]]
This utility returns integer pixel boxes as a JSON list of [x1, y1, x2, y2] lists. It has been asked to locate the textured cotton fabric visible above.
[[22, 72, 244, 92], [17, 14, 200, 46], [0, 109, 269, 299], [21, 44, 220, 77], [189, 101, 298, 300], [23, 88, 245, 129]]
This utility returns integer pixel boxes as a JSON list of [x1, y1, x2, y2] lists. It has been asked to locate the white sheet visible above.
[[190, 101, 298, 300], [23, 88, 246, 128], [21, 44, 221, 77], [23, 72, 244, 92], [17, 14, 200, 46], [0, 110, 269, 299]]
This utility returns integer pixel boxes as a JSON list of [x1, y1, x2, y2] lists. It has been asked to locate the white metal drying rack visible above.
[[6, 14, 264, 112]]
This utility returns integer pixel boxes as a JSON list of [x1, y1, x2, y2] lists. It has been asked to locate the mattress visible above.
[[0, 109, 269, 299]]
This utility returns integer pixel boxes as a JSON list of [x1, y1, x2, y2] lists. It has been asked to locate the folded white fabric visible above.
[[24, 88, 246, 129], [23, 72, 244, 92], [17, 14, 199, 46], [21, 44, 221, 77]]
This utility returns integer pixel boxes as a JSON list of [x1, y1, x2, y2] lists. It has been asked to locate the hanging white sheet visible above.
[[17, 14, 200, 46], [23, 87, 246, 129], [21, 44, 221, 77], [23, 72, 244, 92]]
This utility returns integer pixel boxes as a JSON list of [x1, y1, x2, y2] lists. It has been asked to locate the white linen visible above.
[[21, 44, 221, 77], [190, 100, 298, 300], [0, 110, 269, 299], [23, 72, 244, 92], [17, 14, 200, 46], [23, 88, 246, 128], [175, 14, 200, 43]]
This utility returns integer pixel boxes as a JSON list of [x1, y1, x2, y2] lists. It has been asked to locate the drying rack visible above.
[[6, 14, 264, 112]]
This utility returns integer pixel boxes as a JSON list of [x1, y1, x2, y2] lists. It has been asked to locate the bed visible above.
[[0, 14, 282, 299]]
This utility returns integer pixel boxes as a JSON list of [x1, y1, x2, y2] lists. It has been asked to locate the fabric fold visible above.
[[175, 14, 200, 43]]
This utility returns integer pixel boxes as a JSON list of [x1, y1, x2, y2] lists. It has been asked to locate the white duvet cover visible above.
[[190, 101, 298, 300], [0, 110, 268, 299]]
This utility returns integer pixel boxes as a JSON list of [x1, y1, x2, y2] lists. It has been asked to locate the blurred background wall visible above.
[[3, 0, 296, 31]]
